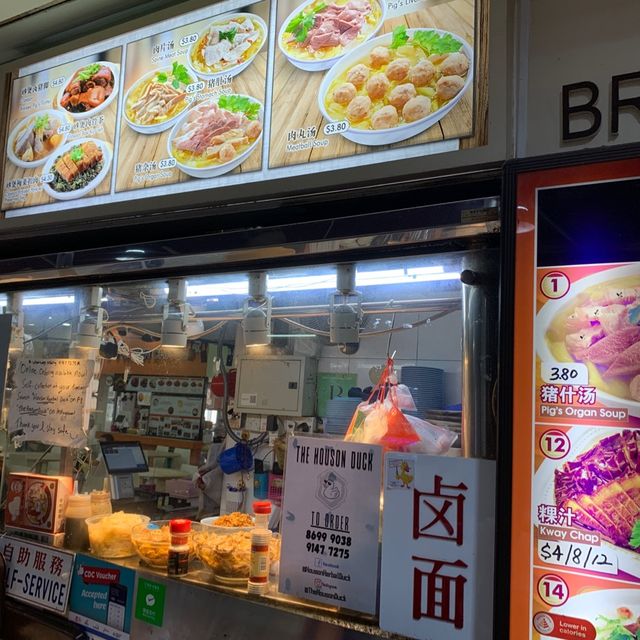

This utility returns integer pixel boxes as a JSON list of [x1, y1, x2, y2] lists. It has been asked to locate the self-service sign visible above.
[[1, 536, 73, 613], [380, 454, 496, 640]]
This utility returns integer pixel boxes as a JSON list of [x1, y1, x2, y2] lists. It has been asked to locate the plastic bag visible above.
[[344, 358, 420, 451], [403, 414, 458, 455]]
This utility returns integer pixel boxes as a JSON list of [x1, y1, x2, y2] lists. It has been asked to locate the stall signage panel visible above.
[[7, 358, 94, 447], [510, 160, 640, 640], [68, 554, 136, 640], [278, 435, 382, 614], [379, 454, 495, 640], [0, 536, 74, 613], [1, 0, 487, 220]]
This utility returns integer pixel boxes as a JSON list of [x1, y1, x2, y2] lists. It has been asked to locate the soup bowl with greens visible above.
[[278, 0, 386, 71], [318, 26, 473, 145]]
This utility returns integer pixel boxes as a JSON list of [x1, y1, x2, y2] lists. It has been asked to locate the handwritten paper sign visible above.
[[8, 358, 94, 447], [278, 435, 382, 614], [1, 536, 74, 613]]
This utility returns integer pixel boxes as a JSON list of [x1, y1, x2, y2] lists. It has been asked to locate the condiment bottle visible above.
[[90, 490, 112, 516], [248, 501, 273, 595], [64, 492, 92, 552], [168, 519, 191, 576], [253, 500, 272, 530]]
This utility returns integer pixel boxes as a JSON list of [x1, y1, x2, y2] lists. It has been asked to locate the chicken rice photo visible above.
[[324, 26, 470, 132]]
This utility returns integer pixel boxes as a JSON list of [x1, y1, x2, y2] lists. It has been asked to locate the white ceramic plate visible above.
[[539, 588, 640, 640], [187, 12, 267, 80], [122, 66, 195, 135], [318, 28, 473, 146], [535, 263, 640, 416], [167, 95, 263, 179], [278, 0, 387, 72], [56, 61, 119, 120], [6, 109, 72, 169], [42, 137, 113, 201]]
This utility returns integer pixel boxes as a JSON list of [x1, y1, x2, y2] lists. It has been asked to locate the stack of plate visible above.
[[324, 398, 362, 435], [400, 366, 445, 415]]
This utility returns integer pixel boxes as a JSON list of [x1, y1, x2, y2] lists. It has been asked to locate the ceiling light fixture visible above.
[[161, 278, 189, 348], [330, 264, 362, 355], [243, 272, 271, 348], [76, 286, 105, 350], [6, 292, 24, 353]]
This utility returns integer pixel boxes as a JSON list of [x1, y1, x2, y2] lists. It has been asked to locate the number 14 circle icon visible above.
[[537, 574, 569, 607]]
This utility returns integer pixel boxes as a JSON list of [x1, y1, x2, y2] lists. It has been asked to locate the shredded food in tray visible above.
[[194, 530, 280, 579], [214, 512, 254, 527], [88, 511, 147, 558]]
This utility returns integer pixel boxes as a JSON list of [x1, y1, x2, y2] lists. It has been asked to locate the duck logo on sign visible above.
[[316, 470, 347, 510]]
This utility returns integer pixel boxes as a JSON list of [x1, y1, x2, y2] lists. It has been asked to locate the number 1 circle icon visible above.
[[537, 574, 569, 607], [540, 271, 570, 299]]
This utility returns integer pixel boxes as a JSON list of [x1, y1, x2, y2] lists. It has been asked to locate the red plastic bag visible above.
[[344, 358, 420, 451]]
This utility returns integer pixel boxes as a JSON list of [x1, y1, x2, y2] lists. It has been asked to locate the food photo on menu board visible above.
[[269, 0, 478, 168], [115, 1, 268, 193], [1, 48, 121, 210]]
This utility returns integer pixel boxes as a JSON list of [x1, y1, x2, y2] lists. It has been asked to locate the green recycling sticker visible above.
[[135, 578, 166, 627]]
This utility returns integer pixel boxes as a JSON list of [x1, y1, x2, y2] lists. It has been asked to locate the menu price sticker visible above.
[[323, 121, 350, 136], [537, 539, 618, 576], [541, 362, 588, 386], [278, 436, 382, 614], [1, 536, 74, 613]]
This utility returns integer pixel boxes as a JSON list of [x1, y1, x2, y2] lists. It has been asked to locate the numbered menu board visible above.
[[510, 158, 640, 640], [1, 0, 486, 219]]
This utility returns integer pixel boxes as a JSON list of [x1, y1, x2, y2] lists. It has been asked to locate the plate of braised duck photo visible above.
[[7, 109, 72, 169], [42, 137, 112, 200], [56, 61, 119, 119]]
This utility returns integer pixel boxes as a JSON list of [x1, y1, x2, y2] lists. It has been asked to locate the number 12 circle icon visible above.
[[537, 574, 569, 607], [539, 429, 570, 460], [540, 271, 570, 300]]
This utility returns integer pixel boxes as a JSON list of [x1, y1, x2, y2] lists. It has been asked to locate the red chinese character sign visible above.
[[510, 158, 640, 640], [379, 454, 495, 639], [1, 536, 74, 613]]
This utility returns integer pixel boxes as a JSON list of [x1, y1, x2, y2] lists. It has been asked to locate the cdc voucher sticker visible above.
[[278, 436, 382, 614]]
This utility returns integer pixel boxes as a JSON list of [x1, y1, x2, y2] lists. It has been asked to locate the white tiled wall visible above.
[[316, 311, 462, 407]]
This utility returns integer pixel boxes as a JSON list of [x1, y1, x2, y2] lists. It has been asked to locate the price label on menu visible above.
[[158, 157, 177, 170], [40, 173, 54, 184], [186, 81, 205, 94], [279, 436, 382, 615], [179, 33, 199, 47], [541, 362, 589, 386], [57, 123, 73, 135], [323, 121, 350, 136], [537, 539, 618, 576]]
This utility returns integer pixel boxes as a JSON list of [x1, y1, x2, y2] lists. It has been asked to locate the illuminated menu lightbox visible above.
[[2, 0, 487, 219]]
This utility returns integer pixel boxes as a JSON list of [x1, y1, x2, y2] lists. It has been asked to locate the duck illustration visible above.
[[395, 461, 413, 488]]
